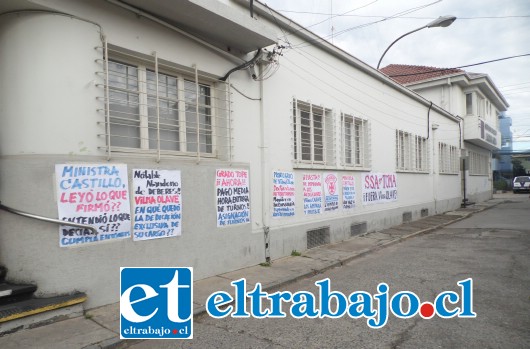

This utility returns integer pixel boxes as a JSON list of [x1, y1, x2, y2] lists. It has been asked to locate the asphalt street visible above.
[[129, 194, 530, 349]]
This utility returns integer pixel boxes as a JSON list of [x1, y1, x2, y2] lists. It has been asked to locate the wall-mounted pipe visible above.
[[219, 48, 262, 81], [0, 202, 99, 235]]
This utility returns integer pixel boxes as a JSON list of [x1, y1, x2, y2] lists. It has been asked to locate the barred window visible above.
[[438, 142, 459, 174], [99, 45, 230, 160], [396, 130, 429, 172], [293, 99, 334, 165], [469, 151, 489, 175], [342, 114, 370, 168]]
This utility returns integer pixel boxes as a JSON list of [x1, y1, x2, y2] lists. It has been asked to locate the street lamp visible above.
[[376, 15, 457, 70]]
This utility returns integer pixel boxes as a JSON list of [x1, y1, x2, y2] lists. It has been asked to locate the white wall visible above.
[[0, 0, 462, 309]]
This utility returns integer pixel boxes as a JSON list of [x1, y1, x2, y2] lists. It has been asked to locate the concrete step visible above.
[[0, 292, 87, 335]]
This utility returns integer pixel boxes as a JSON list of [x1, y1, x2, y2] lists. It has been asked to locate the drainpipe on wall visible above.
[[258, 63, 271, 263], [432, 123, 439, 213]]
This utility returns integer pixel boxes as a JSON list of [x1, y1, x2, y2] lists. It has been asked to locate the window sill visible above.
[[439, 172, 460, 176], [396, 169, 430, 174], [292, 162, 371, 172], [101, 146, 219, 160]]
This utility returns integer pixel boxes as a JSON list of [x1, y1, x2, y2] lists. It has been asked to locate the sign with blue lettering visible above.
[[120, 267, 193, 339], [323, 173, 339, 212], [272, 171, 295, 217], [216, 169, 250, 227], [303, 173, 322, 215], [342, 175, 356, 210], [132, 169, 182, 241], [55, 164, 131, 247], [361, 173, 398, 205]]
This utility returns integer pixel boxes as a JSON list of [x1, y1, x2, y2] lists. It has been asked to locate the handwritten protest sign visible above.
[[342, 175, 356, 210], [132, 169, 181, 241], [323, 173, 339, 212], [272, 171, 295, 217], [55, 164, 131, 247], [216, 169, 250, 227], [362, 173, 398, 205], [303, 174, 322, 215]]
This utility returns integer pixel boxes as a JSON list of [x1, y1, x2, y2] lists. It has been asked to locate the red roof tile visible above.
[[380, 64, 464, 85]]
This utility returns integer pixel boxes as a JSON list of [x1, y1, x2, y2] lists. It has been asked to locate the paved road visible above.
[[130, 195, 530, 349]]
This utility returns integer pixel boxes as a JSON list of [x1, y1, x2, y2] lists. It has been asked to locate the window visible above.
[[438, 142, 459, 174], [101, 48, 230, 159], [477, 95, 485, 117], [465, 93, 473, 115], [293, 100, 334, 165], [342, 114, 370, 168], [469, 151, 489, 175], [395, 130, 429, 172]]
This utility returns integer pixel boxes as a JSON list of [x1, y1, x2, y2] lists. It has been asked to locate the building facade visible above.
[[1, 0, 466, 309], [381, 64, 509, 203]]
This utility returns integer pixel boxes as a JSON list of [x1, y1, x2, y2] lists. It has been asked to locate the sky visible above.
[[263, 0, 530, 150]]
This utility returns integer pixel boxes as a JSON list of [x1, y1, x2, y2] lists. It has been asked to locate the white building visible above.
[[381, 64, 508, 203], [1, 0, 468, 313]]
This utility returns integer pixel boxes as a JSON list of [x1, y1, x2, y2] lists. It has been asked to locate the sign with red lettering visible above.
[[342, 175, 356, 210], [323, 173, 339, 212], [361, 173, 398, 205], [272, 171, 295, 217], [132, 169, 182, 241], [55, 164, 131, 247], [303, 174, 322, 215], [216, 169, 250, 227]]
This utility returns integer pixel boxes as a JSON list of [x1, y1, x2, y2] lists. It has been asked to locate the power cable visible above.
[[272, 10, 530, 20], [294, 0, 442, 48], [385, 54, 530, 78]]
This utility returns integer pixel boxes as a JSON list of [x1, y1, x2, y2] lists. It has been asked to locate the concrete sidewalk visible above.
[[0, 198, 506, 349]]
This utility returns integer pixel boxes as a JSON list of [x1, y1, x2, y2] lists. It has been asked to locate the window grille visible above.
[[438, 142, 459, 174], [292, 99, 335, 166], [469, 151, 489, 175], [96, 41, 231, 161], [341, 114, 371, 169], [395, 130, 429, 173]]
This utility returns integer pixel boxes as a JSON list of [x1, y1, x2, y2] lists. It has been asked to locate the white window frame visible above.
[[100, 44, 230, 161], [395, 130, 429, 173], [465, 92, 473, 115], [341, 113, 370, 169], [469, 151, 489, 176], [438, 142, 459, 174], [292, 99, 334, 166]]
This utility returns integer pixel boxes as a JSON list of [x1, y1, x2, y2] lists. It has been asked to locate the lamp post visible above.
[[376, 15, 457, 70]]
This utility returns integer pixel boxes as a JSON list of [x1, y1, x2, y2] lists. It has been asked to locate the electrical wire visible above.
[[272, 10, 530, 20], [281, 55, 459, 140], [281, 0, 379, 37], [230, 84, 261, 101], [287, 46, 458, 125], [386, 54, 530, 78], [294, 0, 442, 49]]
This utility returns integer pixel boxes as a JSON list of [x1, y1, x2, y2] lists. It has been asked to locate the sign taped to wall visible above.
[[216, 169, 250, 227], [132, 169, 182, 241], [323, 172, 339, 212], [361, 173, 398, 205], [272, 171, 295, 217], [303, 173, 322, 215], [342, 175, 356, 209], [55, 164, 131, 247]]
